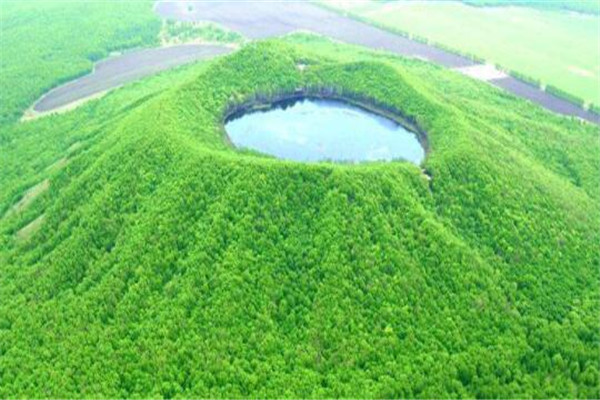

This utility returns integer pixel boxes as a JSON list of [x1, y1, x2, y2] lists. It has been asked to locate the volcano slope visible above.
[[1, 37, 599, 398]]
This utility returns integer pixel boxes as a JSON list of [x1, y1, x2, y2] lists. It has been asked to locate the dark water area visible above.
[[225, 98, 425, 164]]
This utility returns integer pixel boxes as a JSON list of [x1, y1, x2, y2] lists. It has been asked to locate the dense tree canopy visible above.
[[0, 36, 598, 398]]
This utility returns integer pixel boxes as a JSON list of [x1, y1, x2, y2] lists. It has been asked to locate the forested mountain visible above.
[[1, 37, 598, 398]]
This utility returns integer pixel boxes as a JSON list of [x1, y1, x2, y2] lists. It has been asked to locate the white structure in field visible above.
[[455, 63, 508, 81]]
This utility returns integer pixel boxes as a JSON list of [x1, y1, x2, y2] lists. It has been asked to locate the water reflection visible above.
[[225, 98, 425, 164]]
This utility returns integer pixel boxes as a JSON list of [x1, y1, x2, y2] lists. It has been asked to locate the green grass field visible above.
[[323, 0, 600, 106], [463, 0, 600, 15]]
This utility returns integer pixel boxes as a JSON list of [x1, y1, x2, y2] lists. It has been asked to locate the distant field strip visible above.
[[156, 1, 471, 67], [322, 1, 600, 106], [155, 1, 599, 124], [28, 1, 599, 123], [33, 44, 232, 113]]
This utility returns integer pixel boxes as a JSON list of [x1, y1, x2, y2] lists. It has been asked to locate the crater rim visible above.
[[222, 89, 430, 165]]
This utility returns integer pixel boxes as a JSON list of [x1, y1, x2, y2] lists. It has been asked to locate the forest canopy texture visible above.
[[0, 37, 599, 398]]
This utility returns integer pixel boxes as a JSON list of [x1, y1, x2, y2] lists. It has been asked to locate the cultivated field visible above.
[[324, 0, 600, 106], [155, 0, 599, 123], [33, 45, 232, 112], [0, 0, 160, 125], [156, 0, 471, 67]]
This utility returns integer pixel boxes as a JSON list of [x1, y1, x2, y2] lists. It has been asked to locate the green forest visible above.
[[1, 31, 599, 398], [0, 0, 159, 125], [160, 20, 244, 45]]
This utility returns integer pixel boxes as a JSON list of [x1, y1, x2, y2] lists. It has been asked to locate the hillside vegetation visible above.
[[1, 35, 598, 398]]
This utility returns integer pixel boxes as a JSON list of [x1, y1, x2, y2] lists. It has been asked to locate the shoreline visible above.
[[221, 89, 430, 159]]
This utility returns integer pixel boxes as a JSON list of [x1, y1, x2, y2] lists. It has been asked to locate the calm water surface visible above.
[[225, 99, 425, 164]]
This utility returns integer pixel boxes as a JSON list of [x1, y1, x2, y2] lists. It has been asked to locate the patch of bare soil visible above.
[[7, 179, 50, 216], [44, 142, 81, 172], [45, 158, 69, 172], [16, 214, 45, 241], [67, 141, 83, 153]]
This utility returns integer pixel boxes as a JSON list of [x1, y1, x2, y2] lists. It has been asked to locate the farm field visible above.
[[31, 44, 232, 114], [463, 0, 600, 14], [155, 0, 599, 122], [323, 0, 600, 106], [0, 0, 160, 125], [5, 1, 596, 122]]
